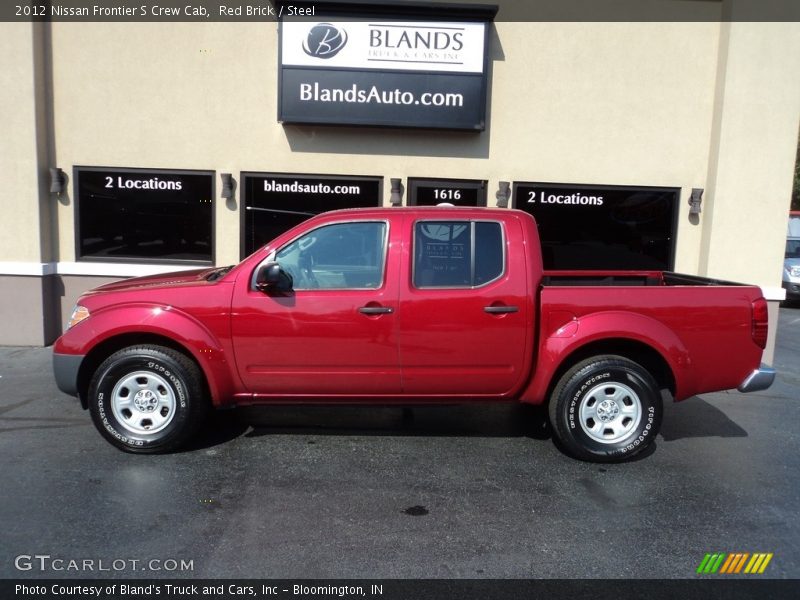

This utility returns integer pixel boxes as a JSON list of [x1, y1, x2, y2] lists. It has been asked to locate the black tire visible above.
[[548, 355, 663, 462], [88, 345, 208, 453]]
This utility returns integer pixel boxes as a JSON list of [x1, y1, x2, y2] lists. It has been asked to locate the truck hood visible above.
[[84, 267, 218, 295]]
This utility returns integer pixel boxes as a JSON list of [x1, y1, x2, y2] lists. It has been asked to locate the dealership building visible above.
[[1, 0, 799, 363]]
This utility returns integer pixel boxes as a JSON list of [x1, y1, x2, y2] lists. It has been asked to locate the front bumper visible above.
[[737, 365, 776, 393], [52, 351, 84, 396]]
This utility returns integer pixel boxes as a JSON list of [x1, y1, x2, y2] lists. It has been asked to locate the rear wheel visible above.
[[548, 355, 663, 462], [88, 345, 208, 453]]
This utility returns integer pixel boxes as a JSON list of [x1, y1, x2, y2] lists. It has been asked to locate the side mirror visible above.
[[255, 262, 293, 293]]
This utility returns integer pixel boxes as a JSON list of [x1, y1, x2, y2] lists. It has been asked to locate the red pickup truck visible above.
[[53, 207, 774, 461]]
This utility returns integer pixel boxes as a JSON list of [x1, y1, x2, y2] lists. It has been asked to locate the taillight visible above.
[[751, 298, 768, 349]]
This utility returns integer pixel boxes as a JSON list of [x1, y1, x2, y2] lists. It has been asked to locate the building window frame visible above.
[[73, 165, 215, 266]]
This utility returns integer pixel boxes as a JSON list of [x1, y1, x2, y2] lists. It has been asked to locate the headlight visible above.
[[790, 266, 800, 278], [67, 305, 90, 329]]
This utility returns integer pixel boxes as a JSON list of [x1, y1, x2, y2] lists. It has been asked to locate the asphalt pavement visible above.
[[1, 308, 799, 580]]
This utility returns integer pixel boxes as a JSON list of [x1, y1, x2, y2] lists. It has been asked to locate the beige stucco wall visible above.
[[48, 22, 268, 267], [0, 23, 48, 264], [45, 20, 731, 269], [700, 22, 800, 289]]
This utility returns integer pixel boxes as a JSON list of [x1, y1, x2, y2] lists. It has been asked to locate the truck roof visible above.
[[318, 206, 525, 219]]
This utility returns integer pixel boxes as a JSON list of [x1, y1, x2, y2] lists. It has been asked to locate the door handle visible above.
[[484, 305, 519, 314], [359, 306, 394, 315]]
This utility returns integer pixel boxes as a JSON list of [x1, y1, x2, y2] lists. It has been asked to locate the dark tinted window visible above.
[[76, 168, 213, 263], [514, 183, 678, 270], [414, 221, 504, 288]]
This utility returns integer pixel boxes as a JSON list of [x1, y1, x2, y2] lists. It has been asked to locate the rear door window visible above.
[[413, 221, 504, 288]]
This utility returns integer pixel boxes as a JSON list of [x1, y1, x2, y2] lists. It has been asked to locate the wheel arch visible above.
[[547, 339, 675, 403], [76, 333, 209, 410], [524, 336, 677, 408]]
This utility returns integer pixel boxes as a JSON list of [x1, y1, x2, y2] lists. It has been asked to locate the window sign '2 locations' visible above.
[[279, 17, 491, 130]]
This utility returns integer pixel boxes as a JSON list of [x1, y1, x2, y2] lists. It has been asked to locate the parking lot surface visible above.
[[1, 309, 799, 579]]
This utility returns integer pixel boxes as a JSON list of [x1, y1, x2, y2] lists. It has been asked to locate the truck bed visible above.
[[541, 271, 747, 288], [536, 271, 766, 403]]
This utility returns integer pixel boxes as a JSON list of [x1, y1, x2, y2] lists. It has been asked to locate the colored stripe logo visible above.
[[696, 552, 773, 574]]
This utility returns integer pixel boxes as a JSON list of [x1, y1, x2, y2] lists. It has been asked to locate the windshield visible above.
[[786, 239, 800, 259]]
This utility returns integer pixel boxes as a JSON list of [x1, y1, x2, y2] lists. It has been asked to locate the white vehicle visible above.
[[783, 214, 800, 302]]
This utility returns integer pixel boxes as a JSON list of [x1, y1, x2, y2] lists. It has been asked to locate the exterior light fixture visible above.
[[390, 178, 404, 206], [49, 168, 66, 195], [220, 173, 235, 199], [689, 188, 703, 215], [496, 181, 511, 208]]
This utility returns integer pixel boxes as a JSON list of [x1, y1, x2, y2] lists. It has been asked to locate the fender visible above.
[[520, 310, 692, 404], [57, 302, 238, 407]]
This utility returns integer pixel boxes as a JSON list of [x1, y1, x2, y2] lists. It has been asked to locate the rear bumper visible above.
[[52, 351, 84, 396], [737, 365, 776, 393]]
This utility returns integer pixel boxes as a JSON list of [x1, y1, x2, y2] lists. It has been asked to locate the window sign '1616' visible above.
[[434, 189, 462, 202], [409, 178, 487, 207]]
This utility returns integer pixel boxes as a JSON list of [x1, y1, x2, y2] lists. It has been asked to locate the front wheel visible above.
[[548, 355, 663, 462], [88, 345, 208, 453]]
